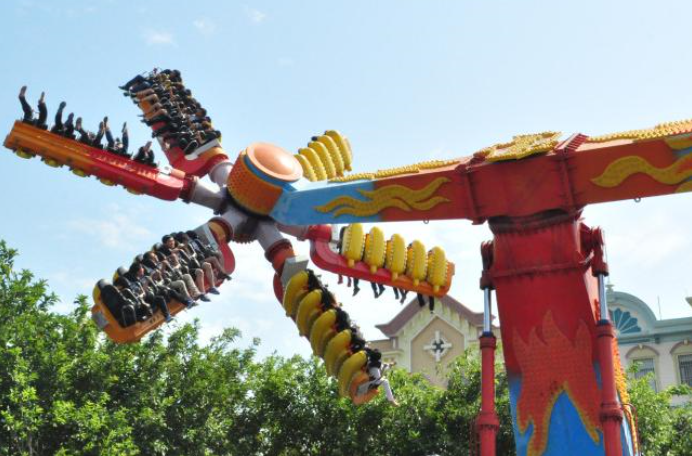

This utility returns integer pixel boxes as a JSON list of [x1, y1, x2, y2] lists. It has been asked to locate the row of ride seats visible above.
[[121, 69, 221, 155], [338, 224, 449, 311], [95, 231, 229, 327], [282, 269, 396, 404], [17, 86, 157, 166]]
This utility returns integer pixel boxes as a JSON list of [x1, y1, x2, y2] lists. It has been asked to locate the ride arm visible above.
[[4, 121, 192, 201], [270, 120, 691, 227], [265, 233, 384, 405], [124, 70, 229, 178], [281, 223, 455, 299], [90, 222, 236, 344]]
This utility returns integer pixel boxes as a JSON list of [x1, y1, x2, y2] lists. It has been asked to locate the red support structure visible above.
[[596, 322, 624, 456], [589, 228, 625, 456], [477, 333, 499, 456], [486, 210, 636, 456], [476, 241, 499, 456]]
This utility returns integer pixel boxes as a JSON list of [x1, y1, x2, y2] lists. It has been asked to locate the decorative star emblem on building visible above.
[[423, 330, 452, 362]]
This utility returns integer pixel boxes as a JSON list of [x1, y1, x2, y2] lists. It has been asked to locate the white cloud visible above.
[[45, 270, 97, 312], [193, 18, 217, 36], [244, 6, 266, 24], [142, 29, 175, 46], [47, 271, 95, 291], [64, 203, 153, 251]]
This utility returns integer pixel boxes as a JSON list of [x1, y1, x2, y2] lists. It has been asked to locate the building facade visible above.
[[608, 285, 692, 406], [369, 295, 495, 387]]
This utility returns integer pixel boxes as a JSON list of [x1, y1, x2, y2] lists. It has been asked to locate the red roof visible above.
[[375, 295, 494, 338]]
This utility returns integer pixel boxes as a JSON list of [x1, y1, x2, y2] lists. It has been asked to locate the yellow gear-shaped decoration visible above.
[[340, 223, 365, 267], [310, 309, 337, 355], [324, 329, 352, 377], [296, 289, 323, 336], [406, 240, 428, 286], [298, 147, 327, 181], [337, 224, 450, 292], [314, 134, 345, 175], [308, 140, 337, 178], [282, 269, 310, 317], [385, 234, 407, 280], [363, 227, 386, 273], [294, 154, 317, 181], [426, 247, 448, 293], [295, 130, 354, 181], [281, 270, 381, 404], [325, 130, 353, 172], [338, 350, 368, 397]]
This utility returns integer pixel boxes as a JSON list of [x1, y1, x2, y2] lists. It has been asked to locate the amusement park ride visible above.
[[4, 69, 691, 456]]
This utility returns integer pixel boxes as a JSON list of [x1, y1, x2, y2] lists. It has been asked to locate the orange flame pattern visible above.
[[513, 312, 601, 456]]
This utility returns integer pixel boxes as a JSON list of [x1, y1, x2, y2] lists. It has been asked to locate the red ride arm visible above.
[[4, 121, 194, 202]]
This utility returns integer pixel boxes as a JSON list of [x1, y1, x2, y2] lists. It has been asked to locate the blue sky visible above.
[[0, 0, 690, 358]]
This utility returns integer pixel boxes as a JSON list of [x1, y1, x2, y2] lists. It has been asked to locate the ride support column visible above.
[[589, 228, 625, 456], [476, 241, 499, 456], [487, 210, 635, 456]]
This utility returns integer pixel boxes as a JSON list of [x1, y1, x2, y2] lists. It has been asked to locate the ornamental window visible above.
[[632, 358, 657, 391], [679, 354, 692, 387]]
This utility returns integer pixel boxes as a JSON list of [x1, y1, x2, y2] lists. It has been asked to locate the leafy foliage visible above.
[[626, 368, 692, 455], [0, 240, 689, 455]]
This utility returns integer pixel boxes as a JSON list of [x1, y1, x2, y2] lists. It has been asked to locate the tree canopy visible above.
[[0, 240, 689, 455]]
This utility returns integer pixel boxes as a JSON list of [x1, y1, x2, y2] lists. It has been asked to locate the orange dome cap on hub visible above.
[[247, 142, 303, 182], [226, 142, 302, 216]]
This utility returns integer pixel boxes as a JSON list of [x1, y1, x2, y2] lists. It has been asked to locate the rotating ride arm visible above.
[[13, 69, 689, 413], [4, 71, 232, 208], [3, 120, 191, 201], [122, 72, 229, 179], [91, 222, 236, 344], [204, 214, 400, 405], [281, 268, 382, 405], [302, 223, 454, 299], [269, 123, 692, 227]]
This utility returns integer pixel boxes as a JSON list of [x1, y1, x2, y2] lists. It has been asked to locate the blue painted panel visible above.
[[508, 374, 604, 456], [270, 178, 381, 225], [508, 371, 637, 456], [508, 376, 531, 456]]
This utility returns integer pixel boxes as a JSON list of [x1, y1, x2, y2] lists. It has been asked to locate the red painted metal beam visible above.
[[4, 121, 190, 201]]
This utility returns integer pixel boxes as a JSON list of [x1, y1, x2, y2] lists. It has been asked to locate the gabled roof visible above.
[[375, 295, 491, 338]]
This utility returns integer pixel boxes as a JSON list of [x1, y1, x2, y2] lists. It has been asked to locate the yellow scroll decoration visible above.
[[475, 132, 561, 162], [591, 154, 692, 188], [676, 180, 692, 193], [587, 118, 692, 144], [315, 177, 450, 217], [328, 159, 458, 183]]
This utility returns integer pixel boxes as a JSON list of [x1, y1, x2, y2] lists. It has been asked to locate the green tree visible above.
[[0, 239, 690, 456], [626, 368, 692, 456], [0, 240, 256, 455]]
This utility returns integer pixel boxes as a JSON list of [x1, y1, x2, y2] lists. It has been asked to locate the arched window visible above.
[[670, 341, 692, 387], [625, 345, 659, 391], [679, 355, 692, 387]]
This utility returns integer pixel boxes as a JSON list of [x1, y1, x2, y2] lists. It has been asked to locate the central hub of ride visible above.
[[226, 142, 303, 216]]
